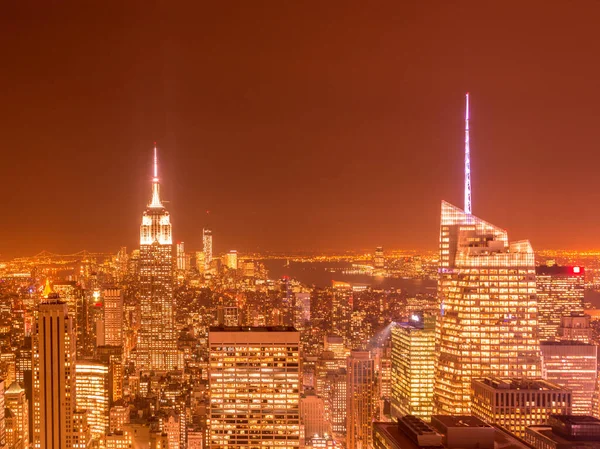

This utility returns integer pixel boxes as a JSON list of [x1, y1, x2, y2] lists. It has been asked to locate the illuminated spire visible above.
[[464, 92, 472, 215], [42, 278, 53, 298], [149, 142, 163, 208]]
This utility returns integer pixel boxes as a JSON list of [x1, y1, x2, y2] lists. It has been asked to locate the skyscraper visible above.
[[203, 228, 213, 272], [391, 314, 436, 421], [346, 351, 374, 449], [433, 94, 540, 415], [102, 288, 123, 347], [208, 326, 301, 448], [137, 146, 178, 372], [75, 361, 109, 447], [374, 247, 384, 269], [536, 264, 584, 341], [176, 242, 186, 271], [4, 382, 29, 449], [226, 250, 238, 270], [541, 340, 598, 415], [32, 293, 77, 449]]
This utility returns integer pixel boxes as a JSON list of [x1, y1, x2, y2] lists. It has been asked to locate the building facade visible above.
[[433, 201, 540, 415], [137, 147, 178, 372], [32, 296, 77, 449], [471, 377, 571, 438], [208, 326, 301, 448], [75, 361, 109, 447], [541, 341, 597, 415], [346, 351, 374, 449], [102, 289, 123, 347], [391, 315, 436, 421], [536, 265, 584, 342]]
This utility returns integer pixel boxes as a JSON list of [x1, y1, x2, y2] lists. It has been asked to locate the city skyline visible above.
[[3, 2, 600, 257]]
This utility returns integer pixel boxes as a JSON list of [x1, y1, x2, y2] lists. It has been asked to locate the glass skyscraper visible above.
[[433, 201, 540, 415]]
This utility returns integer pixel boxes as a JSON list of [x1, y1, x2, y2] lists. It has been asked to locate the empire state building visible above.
[[137, 145, 178, 372]]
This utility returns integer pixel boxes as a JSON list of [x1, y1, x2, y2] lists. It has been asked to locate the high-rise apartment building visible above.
[[346, 351, 375, 449], [471, 377, 571, 438], [433, 201, 540, 415], [541, 340, 598, 415], [75, 361, 109, 447], [102, 289, 123, 347], [137, 147, 178, 372], [208, 326, 301, 448], [536, 264, 584, 341], [203, 228, 213, 272], [391, 315, 436, 421], [32, 294, 76, 449]]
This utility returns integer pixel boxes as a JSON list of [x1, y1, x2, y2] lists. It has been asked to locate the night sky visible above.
[[2, 2, 600, 258]]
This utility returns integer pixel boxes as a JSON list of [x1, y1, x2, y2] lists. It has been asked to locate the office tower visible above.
[[208, 326, 301, 448], [226, 250, 238, 270], [195, 251, 205, 274], [96, 346, 123, 405], [346, 351, 375, 449], [558, 313, 592, 343], [526, 415, 600, 449], [75, 361, 109, 447], [471, 378, 571, 438], [102, 288, 123, 347], [294, 293, 311, 330], [434, 93, 539, 415], [32, 294, 76, 449], [176, 242, 186, 271], [391, 315, 436, 421], [374, 247, 385, 269], [300, 392, 328, 439], [137, 146, 178, 372], [536, 264, 584, 341], [433, 201, 540, 414], [374, 345, 392, 419], [326, 369, 347, 435], [4, 382, 29, 449], [331, 284, 352, 347], [203, 228, 213, 271], [541, 340, 597, 415], [324, 336, 347, 368]]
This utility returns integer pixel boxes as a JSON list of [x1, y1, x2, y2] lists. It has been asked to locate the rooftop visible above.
[[209, 325, 298, 333], [473, 377, 566, 391], [432, 415, 492, 429]]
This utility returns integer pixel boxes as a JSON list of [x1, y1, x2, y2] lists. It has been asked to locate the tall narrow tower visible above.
[[137, 144, 178, 372], [203, 228, 213, 272], [32, 289, 77, 449], [464, 92, 472, 215]]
